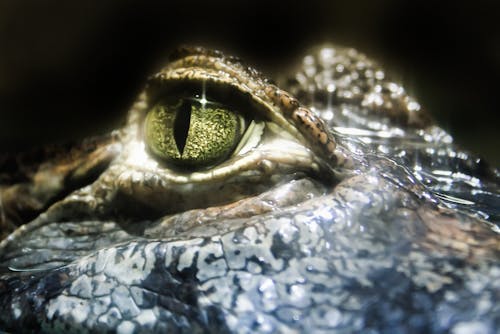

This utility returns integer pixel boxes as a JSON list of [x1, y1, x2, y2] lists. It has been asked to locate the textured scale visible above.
[[0, 45, 499, 334]]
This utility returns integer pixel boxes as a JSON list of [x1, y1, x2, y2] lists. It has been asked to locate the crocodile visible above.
[[0, 45, 499, 333]]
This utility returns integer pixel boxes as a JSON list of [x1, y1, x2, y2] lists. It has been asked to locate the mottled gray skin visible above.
[[0, 45, 499, 334]]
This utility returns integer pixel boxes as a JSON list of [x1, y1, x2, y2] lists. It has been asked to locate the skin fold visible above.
[[0, 45, 499, 333]]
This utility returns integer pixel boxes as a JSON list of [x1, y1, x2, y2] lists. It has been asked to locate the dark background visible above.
[[1, 1, 499, 166]]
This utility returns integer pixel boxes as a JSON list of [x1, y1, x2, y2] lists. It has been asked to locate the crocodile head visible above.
[[1, 45, 499, 333]]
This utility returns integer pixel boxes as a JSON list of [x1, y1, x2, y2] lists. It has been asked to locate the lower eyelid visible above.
[[120, 132, 318, 185]]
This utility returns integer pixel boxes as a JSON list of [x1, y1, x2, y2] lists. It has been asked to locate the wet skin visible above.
[[0, 45, 499, 333]]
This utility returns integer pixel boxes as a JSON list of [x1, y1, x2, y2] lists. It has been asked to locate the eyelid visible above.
[[119, 136, 319, 185], [231, 120, 265, 156], [148, 65, 304, 144]]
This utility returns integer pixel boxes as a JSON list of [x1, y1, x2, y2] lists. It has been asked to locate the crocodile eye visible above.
[[144, 95, 247, 169]]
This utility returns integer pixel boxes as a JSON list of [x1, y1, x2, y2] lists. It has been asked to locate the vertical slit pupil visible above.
[[174, 100, 192, 155]]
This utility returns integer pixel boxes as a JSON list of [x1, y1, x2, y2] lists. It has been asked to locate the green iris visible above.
[[144, 97, 245, 168]]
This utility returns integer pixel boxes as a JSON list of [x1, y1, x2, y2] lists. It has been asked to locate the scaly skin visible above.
[[0, 45, 499, 333]]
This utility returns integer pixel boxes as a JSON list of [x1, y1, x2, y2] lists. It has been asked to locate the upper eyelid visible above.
[[145, 66, 305, 152]]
